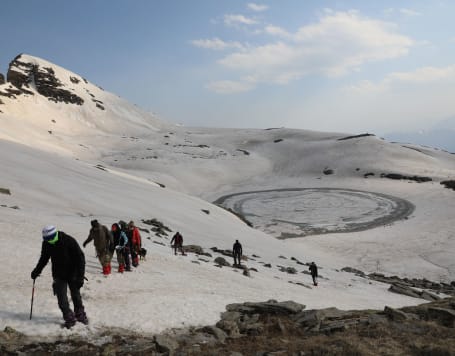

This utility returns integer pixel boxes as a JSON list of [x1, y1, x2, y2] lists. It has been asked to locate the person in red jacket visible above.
[[128, 221, 142, 267]]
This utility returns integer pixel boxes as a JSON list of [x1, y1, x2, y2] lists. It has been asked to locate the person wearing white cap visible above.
[[31, 225, 88, 328]]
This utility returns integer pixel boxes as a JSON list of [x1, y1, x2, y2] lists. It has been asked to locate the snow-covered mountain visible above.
[[1, 54, 454, 338]]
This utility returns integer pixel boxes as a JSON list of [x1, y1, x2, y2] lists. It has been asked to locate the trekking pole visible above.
[[29, 279, 36, 320]]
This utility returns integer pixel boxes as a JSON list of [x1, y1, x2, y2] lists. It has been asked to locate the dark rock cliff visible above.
[[6, 54, 83, 105]]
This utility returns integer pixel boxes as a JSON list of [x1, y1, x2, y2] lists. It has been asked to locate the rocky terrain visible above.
[[1, 297, 454, 355]]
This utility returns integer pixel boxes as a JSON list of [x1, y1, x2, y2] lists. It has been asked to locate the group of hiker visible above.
[[30, 222, 318, 329], [30, 220, 143, 328], [83, 219, 143, 275]]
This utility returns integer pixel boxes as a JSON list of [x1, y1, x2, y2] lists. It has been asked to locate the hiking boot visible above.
[[75, 307, 88, 325], [63, 311, 76, 329], [118, 264, 125, 273], [102, 265, 110, 275]]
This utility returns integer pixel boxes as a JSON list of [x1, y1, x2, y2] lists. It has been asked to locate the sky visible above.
[[1, 0, 455, 139]]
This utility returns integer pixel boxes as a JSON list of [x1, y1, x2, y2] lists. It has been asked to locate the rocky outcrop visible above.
[[441, 180, 455, 191], [183, 244, 212, 257], [6, 54, 83, 105], [214, 256, 230, 267], [338, 133, 375, 141], [1, 298, 455, 355], [380, 173, 432, 183], [141, 218, 172, 236], [341, 268, 455, 298], [0, 73, 4, 85]]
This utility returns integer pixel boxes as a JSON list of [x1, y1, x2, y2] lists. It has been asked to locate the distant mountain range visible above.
[[385, 118, 455, 153]]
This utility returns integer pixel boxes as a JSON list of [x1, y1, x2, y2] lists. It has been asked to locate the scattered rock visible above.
[[280, 267, 297, 274], [338, 133, 375, 141], [384, 306, 410, 321], [201, 209, 210, 214], [441, 180, 455, 191], [0, 188, 11, 195], [211, 247, 233, 258], [341, 266, 366, 277], [273, 139, 283, 143], [380, 173, 432, 183], [323, 168, 334, 175], [2, 298, 455, 354], [154, 334, 179, 354], [198, 326, 227, 343], [141, 218, 172, 236], [388, 283, 422, 299], [214, 257, 230, 267], [427, 307, 455, 327], [183, 245, 212, 257], [236, 149, 250, 155]]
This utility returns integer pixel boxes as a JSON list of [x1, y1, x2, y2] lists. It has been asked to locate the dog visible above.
[[139, 247, 147, 261]]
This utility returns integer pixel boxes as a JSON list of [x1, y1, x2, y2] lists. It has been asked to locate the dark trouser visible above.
[[124, 247, 131, 269], [312, 274, 318, 285], [116, 248, 125, 265], [233, 252, 241, 265], [131, 247, 139, 267], [53, 279, 83, 317], [174, 243, 183, 255]]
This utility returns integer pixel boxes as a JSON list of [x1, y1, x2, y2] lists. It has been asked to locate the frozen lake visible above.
[[214, 188, 415, 238]]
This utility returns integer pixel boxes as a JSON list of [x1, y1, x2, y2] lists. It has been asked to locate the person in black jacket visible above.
[[31, 225, 88, 328], [309, 262, 318, 286], [233, 240, 243, 266]]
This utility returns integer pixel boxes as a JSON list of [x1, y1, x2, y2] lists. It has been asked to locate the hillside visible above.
[[0, 54, 454, 340]]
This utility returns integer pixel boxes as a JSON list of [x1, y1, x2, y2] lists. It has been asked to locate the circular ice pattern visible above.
[[214, 188, 414, 238]]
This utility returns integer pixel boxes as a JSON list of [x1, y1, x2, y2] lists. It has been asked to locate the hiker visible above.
[[83, 219, 114, 275], [31, 225, 88, 328], [309, 262, 318, 286], [119, 221, 132, 271], [128, 220, 142, 267], [170, 231, 184, 255], [111, 223, 128, 273], [233, 239, 243, 266]]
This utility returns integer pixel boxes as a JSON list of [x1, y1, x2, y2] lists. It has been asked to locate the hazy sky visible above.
[[1, 0, 455, 136]]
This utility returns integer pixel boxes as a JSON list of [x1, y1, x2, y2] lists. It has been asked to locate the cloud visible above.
[[247, 3, 269, 12], [346, 64, 455, 93], [264, 25, 292, 39], [384, 7, 422, 17], [328, 64, 455, 133], [211, 10, 414, 91], [206, 78, 256, 94], [224, 14, 258, 26], [191, 38, 244, 51], [399, 8, 421, 17]]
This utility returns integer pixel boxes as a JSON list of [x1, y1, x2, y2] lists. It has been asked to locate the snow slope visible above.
[[0, 54, 454, 338]]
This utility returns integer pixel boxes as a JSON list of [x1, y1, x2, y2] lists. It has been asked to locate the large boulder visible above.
[[427, 307, 455, 327], [227, 300, 305, 315], [0, 73, 4, 85]]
